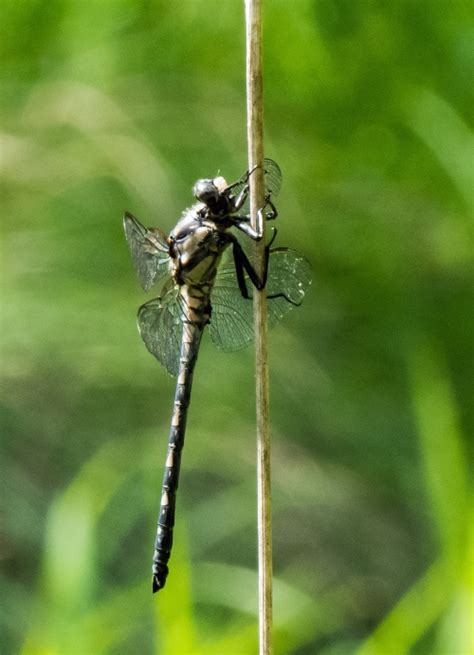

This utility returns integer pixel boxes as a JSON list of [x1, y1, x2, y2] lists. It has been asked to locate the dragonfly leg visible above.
[[233, 164, 265, 210], [232, 195, 278, 226], [263, 195, 278, 221], [225, 164, 260, 210], [226, 163, 259, 192], [233, 184, 249, 211], [233, 198, 278, 240], [231, 230, 301, 306], [232, 241, 252, 299], [231, 229, 275, 295]]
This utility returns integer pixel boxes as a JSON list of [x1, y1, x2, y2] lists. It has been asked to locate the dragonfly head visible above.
[[193, 178, 219, 205], [193, 176, 229, 208]]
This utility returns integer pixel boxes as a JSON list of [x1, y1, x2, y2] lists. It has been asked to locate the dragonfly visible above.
[[124, 159, 311, 593]]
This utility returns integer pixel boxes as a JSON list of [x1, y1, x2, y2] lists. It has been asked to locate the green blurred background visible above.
[[1, 1, 472, 654]]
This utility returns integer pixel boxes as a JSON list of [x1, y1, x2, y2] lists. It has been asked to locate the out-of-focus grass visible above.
[[355, 343, 470, 655], [2, 1, 473, 653]]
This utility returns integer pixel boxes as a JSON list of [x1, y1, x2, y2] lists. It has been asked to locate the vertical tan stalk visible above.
[[245, 1, 272, 653]]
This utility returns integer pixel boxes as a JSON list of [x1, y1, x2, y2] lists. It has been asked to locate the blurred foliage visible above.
[[1, 1, 473, 654]]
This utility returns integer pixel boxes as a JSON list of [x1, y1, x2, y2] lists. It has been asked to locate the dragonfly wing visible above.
[[265, 247, 312, 306], [137, 282, 184, 376], [209, 247, 311, 351], [261, 158, 282, 198], [208, 265, 255, 351], [227, 158, 283, 215], [124, 211, 171, 291]]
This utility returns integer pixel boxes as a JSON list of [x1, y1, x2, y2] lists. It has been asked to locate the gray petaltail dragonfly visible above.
[[123, 159, 311, 593]]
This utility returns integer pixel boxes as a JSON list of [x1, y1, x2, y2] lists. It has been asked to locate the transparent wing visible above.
[[209, 248, 312, 351], [123, 211, 171, 292], [261, 158, 283, 198], [265, 247, 312, 305], [227, 158, 283, 215], [137, 281, 184, 376], [208, 266, 255, 351]]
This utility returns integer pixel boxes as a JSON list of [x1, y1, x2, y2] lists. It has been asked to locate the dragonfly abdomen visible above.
[[152, 291, 209, 593]]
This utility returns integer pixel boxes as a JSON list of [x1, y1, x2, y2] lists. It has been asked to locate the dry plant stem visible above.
[[245, 0, 273, 653]]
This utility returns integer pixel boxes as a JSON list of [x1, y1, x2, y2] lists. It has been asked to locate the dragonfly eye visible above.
[[213, 176, 228, 192], [193, 179, 219, 205]]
